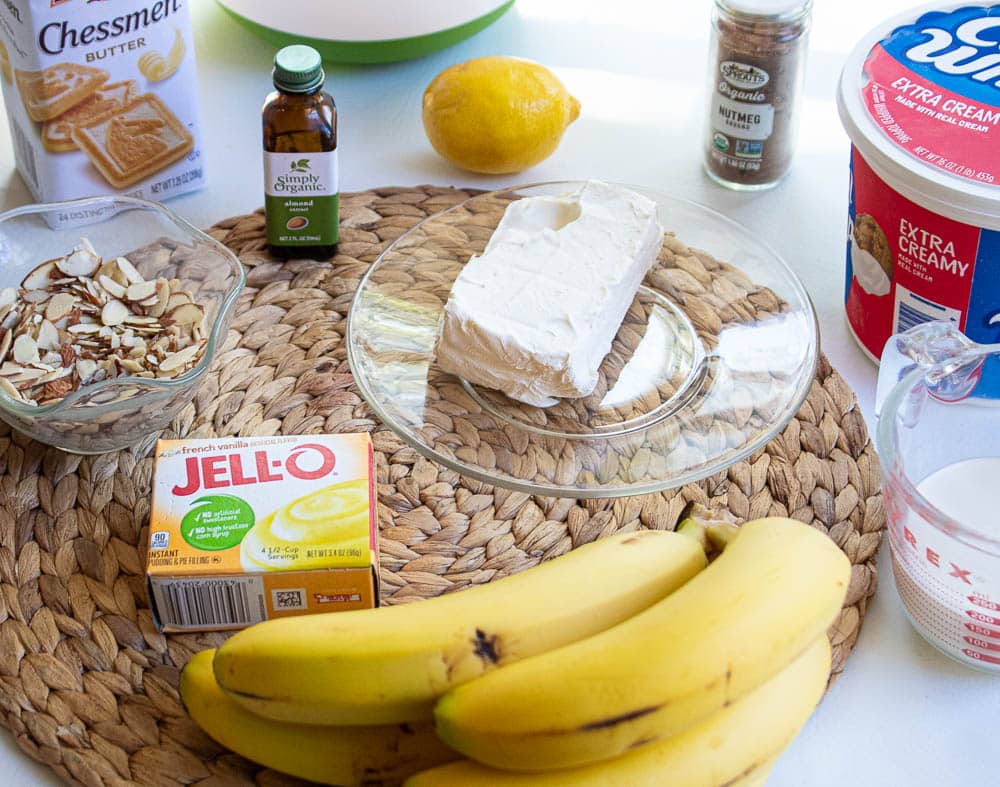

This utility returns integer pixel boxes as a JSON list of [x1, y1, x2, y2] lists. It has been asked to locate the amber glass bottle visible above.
[[262, 45, 339, 260]]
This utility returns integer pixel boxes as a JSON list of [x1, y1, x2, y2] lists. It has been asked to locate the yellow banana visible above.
[[180, 649, 458, 786], [738, 757, 778, 787], [407, 639, 828, 786], [215, 529, 707, 725], [434, 517, 849, 770]]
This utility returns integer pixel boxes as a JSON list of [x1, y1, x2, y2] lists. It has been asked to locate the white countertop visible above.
[[2, 0, 998, 784]]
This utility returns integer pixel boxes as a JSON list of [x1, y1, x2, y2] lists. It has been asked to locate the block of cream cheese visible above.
[[437, 180, 664, 406]]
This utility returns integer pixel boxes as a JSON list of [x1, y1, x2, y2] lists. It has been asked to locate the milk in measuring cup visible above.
[[889, 458, 1000, 669]]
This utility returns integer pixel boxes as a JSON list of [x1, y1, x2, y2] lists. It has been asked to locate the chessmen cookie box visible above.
[[0, 0, 205, 221]]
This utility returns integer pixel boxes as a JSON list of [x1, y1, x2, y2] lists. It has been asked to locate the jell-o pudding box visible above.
[[146, 434, 378, 632]]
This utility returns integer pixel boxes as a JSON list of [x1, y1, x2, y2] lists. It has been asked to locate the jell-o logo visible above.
[[171, 443, 337, 496]]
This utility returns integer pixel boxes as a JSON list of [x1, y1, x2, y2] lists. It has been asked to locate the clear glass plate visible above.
[[347, 182, 818, 498]]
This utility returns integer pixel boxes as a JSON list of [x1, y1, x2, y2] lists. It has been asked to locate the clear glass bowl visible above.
[[0, 197, 245, 454], [347, 182, 818, 498]]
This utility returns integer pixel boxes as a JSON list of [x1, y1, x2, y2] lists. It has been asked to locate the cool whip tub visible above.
[[146, 434, 378, 632], [838, 3, 1000, 361]]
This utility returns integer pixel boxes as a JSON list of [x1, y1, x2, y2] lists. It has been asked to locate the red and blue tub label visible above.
[[847, 5, 1000, 389], [863, 4, 1000, 185]]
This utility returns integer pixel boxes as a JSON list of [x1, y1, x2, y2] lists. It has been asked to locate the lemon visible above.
[[422, 56, 580, 175]]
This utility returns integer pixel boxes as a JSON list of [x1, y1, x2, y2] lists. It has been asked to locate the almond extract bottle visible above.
[[263, 45, 339, 259]]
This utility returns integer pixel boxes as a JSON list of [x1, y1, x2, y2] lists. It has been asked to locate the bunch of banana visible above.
[[406, 639, 829, 785], [180, 528, 706, 784], [180, 516, 848, 786], [211, 528, 706, 725], [417, 516, 849, 783], [179, 650, 459, 785]]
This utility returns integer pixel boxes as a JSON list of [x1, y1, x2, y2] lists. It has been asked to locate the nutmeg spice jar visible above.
[[704, 0, 812, 190]]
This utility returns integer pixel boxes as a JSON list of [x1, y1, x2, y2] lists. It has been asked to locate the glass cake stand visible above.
[[347, 182, 818, 498]]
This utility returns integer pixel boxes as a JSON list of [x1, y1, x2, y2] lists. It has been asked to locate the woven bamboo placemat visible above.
[[0, 186, 885, 786]]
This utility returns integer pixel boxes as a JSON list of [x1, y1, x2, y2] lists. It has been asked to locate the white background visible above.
[[2, 0, 999, 784]]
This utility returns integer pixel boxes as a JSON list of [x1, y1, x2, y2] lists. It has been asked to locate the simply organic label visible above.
[[264, 150, 339, 246], [861, 4, 1000, 184]]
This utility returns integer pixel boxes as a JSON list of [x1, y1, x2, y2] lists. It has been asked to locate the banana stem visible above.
[[707, 523, 741, 551], [675, 517, 710, 553], [676, 516, 742, 559]]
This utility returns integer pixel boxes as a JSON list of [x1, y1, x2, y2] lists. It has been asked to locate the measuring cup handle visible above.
[[874, 321, 980, 417]]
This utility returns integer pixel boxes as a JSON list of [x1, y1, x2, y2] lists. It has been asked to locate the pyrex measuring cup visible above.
[[876, 322, 1000, 672]]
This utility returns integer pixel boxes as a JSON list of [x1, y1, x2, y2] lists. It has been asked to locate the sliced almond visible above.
[[21, 290, 51, 304], [0, 376, 25, 402], [76, 238, 98, 256], [76, 359, 98, 381], [8, 368, 46, 382], [0, 288, 16, 308], [167, 303, 204, 326], [0, 331, 10, 364], [22, 260, 57, 291], [56, 249, 100, 278], [37, 366, 72, 384], [114, 256, 144, 284], [96, 274, 126, 299], [147, 279, 171, 318], [118, 358, 144, 373], [37, 320, 60, 351], [67, 323, 100, 335], [101, 300, 129, 327], [12, 334, 39, 364], [165, 292, 192, 311], [159, 343, 202, 372], [85, 278, 107, 305], [126, 280, 157, 302], [44, 292, 76, 323]]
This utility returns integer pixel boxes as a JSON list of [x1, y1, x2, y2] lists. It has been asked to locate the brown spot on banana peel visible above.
[[578, 704, 662, 731], [628, 737, 657, 750], [719, 760, 765, 787], [220, 686, 286, 702], [472, 628, 500, 664]]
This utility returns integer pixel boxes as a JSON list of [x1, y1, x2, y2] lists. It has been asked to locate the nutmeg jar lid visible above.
[[838, 2, 1000, 229], [721, 0, 811, 19]]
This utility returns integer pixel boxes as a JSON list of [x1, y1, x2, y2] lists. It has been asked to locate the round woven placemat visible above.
[[0, 186, 885, 787]]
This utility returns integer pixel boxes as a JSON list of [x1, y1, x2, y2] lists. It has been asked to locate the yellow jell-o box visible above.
[[146, 434, 378, 632]]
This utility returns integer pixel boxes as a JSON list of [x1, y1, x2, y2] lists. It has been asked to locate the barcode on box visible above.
[[150, 576, 266, 630], [271, 588, 308, 611], [894, 283, 962, 333]]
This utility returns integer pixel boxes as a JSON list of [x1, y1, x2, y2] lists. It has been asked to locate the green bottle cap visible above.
[[273, 45, 324, 93]]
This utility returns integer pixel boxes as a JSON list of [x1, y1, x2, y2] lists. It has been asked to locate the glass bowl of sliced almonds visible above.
[[0, 196, 245, 454]]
